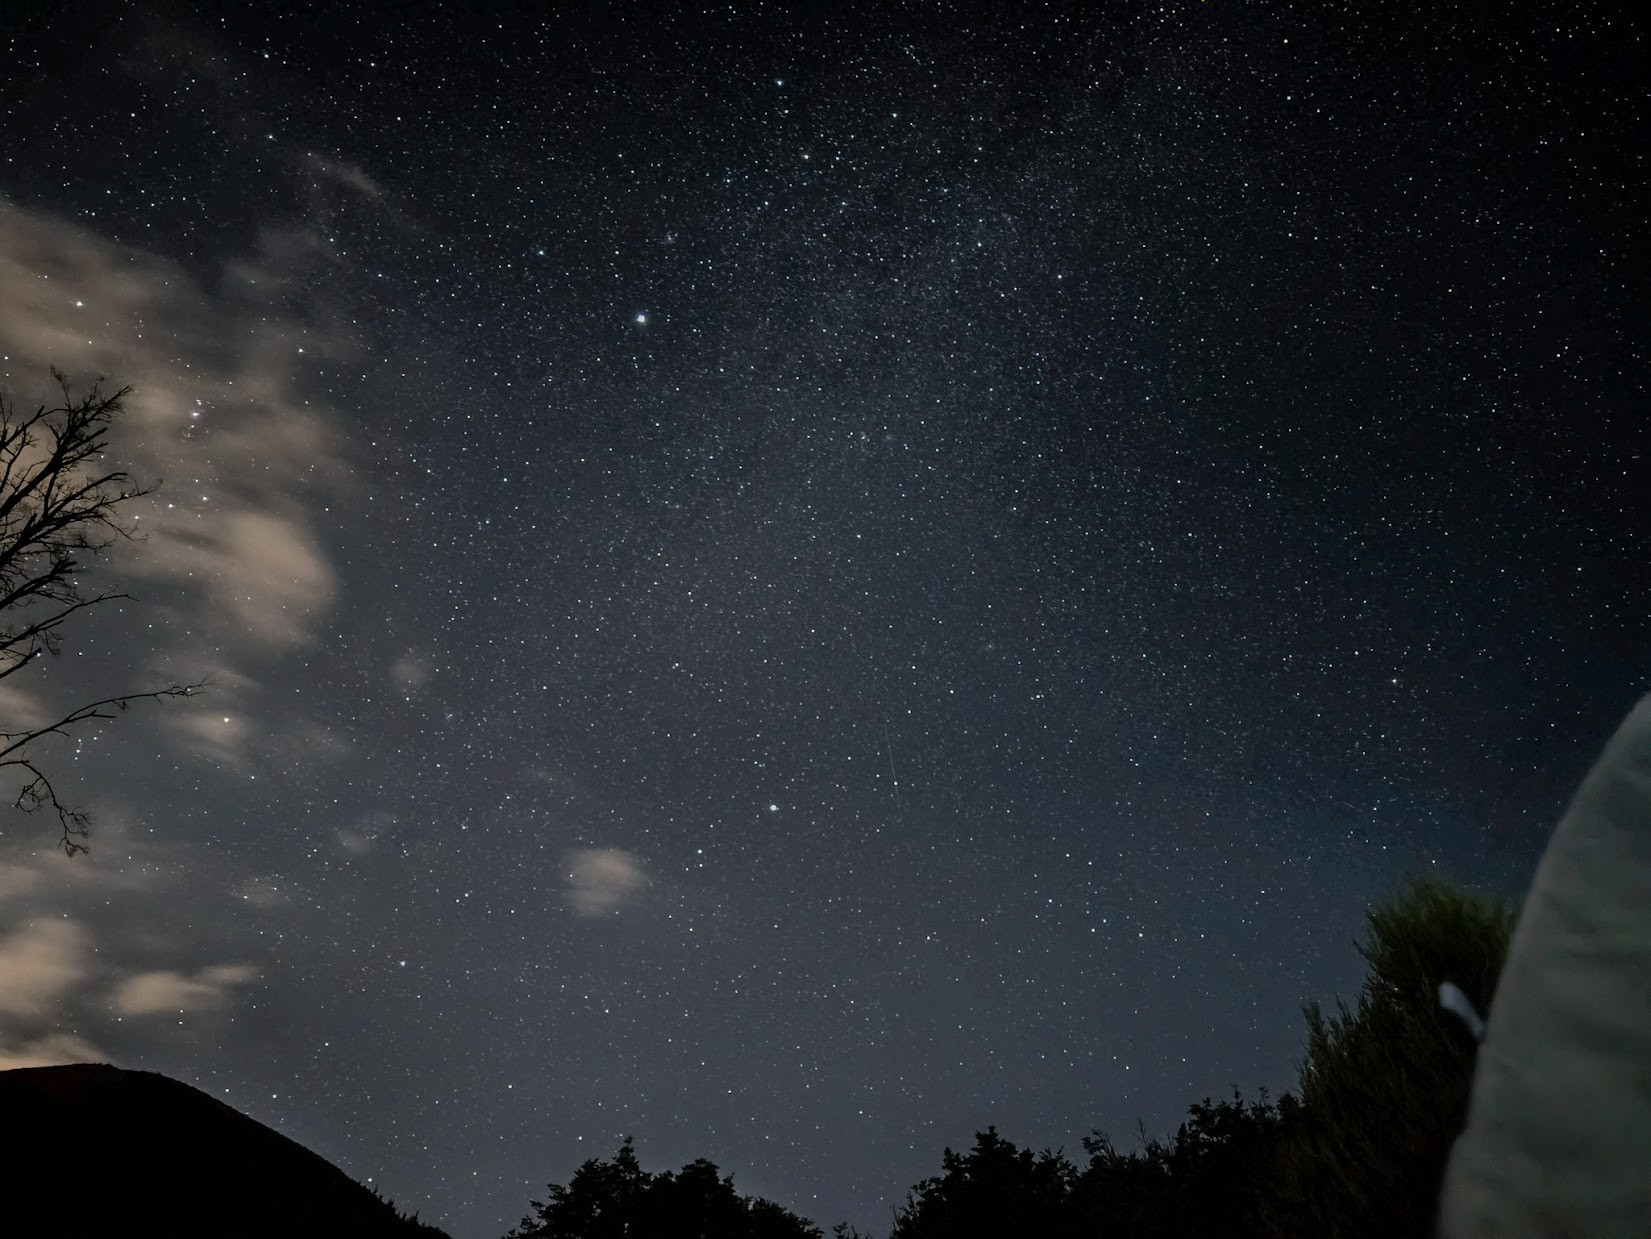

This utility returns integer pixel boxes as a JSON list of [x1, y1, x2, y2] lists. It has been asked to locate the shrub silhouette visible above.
[[1261, 876, 1514, 1238], [890, 1127, 1078, 1239], [506, 1136, 821, 1239], [888, 875, 1512, 1239], [500, 876, 1513, 1238]]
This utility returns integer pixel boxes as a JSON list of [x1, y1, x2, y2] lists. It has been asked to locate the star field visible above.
[[0, 3, 1645, 1236]]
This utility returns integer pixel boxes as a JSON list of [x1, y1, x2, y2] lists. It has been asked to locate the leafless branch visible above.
[[0, 371, 199, 854]]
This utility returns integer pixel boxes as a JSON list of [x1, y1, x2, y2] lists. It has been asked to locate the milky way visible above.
[[0, 3, 1644, 1235]]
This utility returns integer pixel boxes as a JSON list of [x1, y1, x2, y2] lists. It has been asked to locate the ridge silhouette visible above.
[[0, 1062, 448, 1238]]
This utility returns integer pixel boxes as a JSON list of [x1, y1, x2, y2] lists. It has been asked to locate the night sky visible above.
[[0, 2, 1645, 1235]]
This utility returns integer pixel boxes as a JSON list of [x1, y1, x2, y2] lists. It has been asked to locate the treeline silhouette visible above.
[[504, 877, 1512, 1239], [503, 1136, 822, 1238]]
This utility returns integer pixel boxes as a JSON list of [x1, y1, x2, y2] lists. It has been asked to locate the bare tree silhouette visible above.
[[0, 369, 201, 854]]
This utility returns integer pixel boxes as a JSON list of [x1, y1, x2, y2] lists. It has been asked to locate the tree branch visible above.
[[0, 370, 198, 854]]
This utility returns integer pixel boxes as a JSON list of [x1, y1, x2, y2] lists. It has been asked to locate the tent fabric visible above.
[[1438, 691, 1651, 1237]]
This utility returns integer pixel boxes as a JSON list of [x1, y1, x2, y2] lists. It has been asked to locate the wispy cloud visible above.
[[0, 861, 262, 1067], [337, 808, 399, 857], [0, 1032, 108, 1071], [0, 919, 87, 1018], [390, 652, 434, 694], [0, 198, 354, 770], [112, 963, 259, 1017], [566, 848, 647, 916]]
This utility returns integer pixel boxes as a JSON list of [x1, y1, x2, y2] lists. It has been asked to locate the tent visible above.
[[1438, 691, 1651, 1235]]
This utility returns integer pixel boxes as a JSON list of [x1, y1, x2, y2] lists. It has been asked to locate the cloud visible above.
[[237, 878, 291, 910], [0, 196, 354, 767], [0, 1032, 108, 1071], [0, 849, 260, 1064], [0, 811, 171, 901], [0, 680, 49, 733], [0, 917, 111, 1066], [135, 509, 337, 649], [337, 808, 398, 856], [0, 862, 44, 907], [303, 153, 390, 203], [390, 652, 432, 694], [112, 963, 258, 1017], [0, 920, 87, 1018], [566, 848, 647, 916]]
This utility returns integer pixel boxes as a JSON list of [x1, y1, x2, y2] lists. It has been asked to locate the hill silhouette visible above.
[[0, 1063, 448, 1238]]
